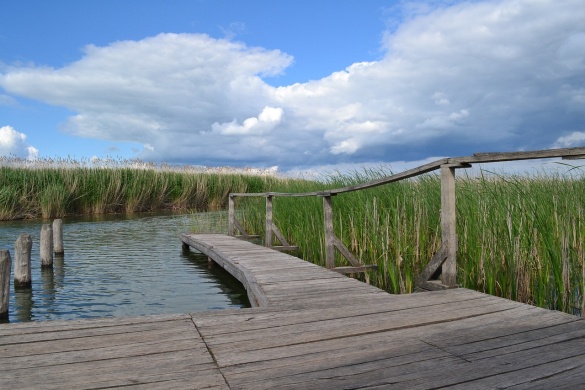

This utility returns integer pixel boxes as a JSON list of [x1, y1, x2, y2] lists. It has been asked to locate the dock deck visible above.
[[1, 233, 584, 389]]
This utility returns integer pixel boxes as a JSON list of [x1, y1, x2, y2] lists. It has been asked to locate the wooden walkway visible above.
[[1, 233, 584, 389]]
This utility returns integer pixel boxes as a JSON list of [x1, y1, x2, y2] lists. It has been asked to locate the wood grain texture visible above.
[[13, 233, 32, 287], [2, 234, 583, 389], [0, 250, 10, 318]]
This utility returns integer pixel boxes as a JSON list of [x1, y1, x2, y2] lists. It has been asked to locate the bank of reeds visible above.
[[0, 157, 293, 220], [237, 169, 585, 316]]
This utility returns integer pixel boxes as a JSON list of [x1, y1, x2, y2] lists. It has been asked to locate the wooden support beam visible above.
[[323, 195, 336, 269], [0, 250, 11, 319], [271, 223, 290, 247], [415, 242, 448, 288], [332, 236, 361, 267], [271, 246, 300, 252], [440, 165, 458, 287], [228, 196, 235, 236], [265, 195, 273, 248], [331, 265, 378, 274]]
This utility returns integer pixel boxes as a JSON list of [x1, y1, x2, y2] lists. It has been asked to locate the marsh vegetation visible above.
[[0, 157, 299, 219], [236, 168, 585, 316]]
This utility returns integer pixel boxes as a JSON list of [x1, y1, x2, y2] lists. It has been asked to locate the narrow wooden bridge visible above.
[[1, 147, 585, 388]]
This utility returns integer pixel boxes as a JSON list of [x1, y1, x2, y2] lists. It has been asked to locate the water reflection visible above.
[[13, 286, 33, 322], [0, 212, 250, 323]]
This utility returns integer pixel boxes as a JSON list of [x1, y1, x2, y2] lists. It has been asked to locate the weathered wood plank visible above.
[[3, 233, 584, 389]]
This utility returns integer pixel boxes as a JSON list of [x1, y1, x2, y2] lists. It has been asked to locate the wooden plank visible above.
[[4, 234, 585, 389], [331, 265, 378, 274], [270, 245, 300, 252]]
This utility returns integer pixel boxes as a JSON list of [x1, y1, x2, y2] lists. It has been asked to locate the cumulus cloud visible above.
[[1, 0, 584, 170], [0, 126, 38, 159], [211, 106, 283, 135], [552, 131, 585, 148]]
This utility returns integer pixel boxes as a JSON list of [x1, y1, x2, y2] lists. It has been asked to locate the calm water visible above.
[[0, 212, 250, 323]]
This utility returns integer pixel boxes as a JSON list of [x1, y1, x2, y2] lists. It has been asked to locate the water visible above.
[[0, 212, 250, 323]]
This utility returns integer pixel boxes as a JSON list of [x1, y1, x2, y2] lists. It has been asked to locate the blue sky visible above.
[[1, 0, 584, 173]]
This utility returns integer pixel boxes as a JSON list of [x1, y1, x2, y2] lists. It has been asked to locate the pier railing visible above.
[[228, 147, 585, 291]]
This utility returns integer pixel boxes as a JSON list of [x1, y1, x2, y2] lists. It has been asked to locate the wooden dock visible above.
[[1, 233, 584, 389]]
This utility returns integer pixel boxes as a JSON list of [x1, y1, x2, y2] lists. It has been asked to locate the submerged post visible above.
[[14, 233, 32, 288], [265, 195, 273, 247], [40, 224, 54, 268], [323, 195, 335, 269], [228, 196, 235, 236], [440, 165, 457, 287], [53, 219, 64, 254], [0, 250, 11, 319]]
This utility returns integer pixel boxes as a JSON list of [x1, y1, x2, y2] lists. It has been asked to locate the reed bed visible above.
[[237, 168, 585, 316], [0, 157, 294, 220]]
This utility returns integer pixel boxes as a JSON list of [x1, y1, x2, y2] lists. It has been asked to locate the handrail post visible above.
[[265, 195, 273, 247], [440, 165, 457, 287], [228, 195, 235, 236], [323, 195, 335, 269]]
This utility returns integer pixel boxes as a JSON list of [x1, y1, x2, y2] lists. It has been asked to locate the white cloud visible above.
[[1, 1, 584, 170], [552, 131, 585, 148], [211, 106, 283, 135], [0, 126, 38, 159]]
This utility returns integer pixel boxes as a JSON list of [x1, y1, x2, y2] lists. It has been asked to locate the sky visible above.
[[1, 0, 584, 174]]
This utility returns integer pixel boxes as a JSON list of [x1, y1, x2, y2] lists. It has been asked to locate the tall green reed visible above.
[[0, 157, 292, 220], [237, 168, 584, 315]]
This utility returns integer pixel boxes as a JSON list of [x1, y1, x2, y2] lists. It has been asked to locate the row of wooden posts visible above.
[[0, 219, 64, 319]]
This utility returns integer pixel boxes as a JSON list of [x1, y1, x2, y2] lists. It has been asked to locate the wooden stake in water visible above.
[[53, 219, 64, 255], [14, 233, 32, 288], [0, 250, 11, 319], [41, 224, 54, 268]]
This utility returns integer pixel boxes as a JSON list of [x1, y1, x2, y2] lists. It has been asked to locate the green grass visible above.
[[236, 168, 585, 316], [0, 157, 303, 220]]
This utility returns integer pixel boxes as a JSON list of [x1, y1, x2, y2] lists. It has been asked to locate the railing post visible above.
[[440, 165, 457, 287], [323, 195, 335, 269], [228, 195, 235, 236], [265, 195, 273, 247]]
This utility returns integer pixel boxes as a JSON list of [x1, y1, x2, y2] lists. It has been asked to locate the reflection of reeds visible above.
[[239, 168, 585, 316], [0, 156, 295, 219]]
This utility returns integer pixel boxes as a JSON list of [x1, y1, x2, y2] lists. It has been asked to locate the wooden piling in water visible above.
[[53, 219, 64, 254], [41, 224, 54, 268], [0, 250, 11, 319], [14, 233, 32, 288]]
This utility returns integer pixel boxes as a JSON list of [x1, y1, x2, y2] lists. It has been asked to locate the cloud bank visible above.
[[1, 0, 584, 170], [0, 126, 38, 159]]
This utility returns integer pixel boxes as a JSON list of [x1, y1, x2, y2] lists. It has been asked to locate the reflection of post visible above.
[[0, 250, 11, 319], [14, 287, 33, 322], [53, 219, 64, 254], [14, 233, 32, 288], [41, 224, 54, 268], [41, 267, 56, 308], [53, 253, 65, 289]]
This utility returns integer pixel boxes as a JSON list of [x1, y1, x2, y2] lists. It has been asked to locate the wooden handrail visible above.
[[231, 146, 585, 198], [228, 146, 585, 288]]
